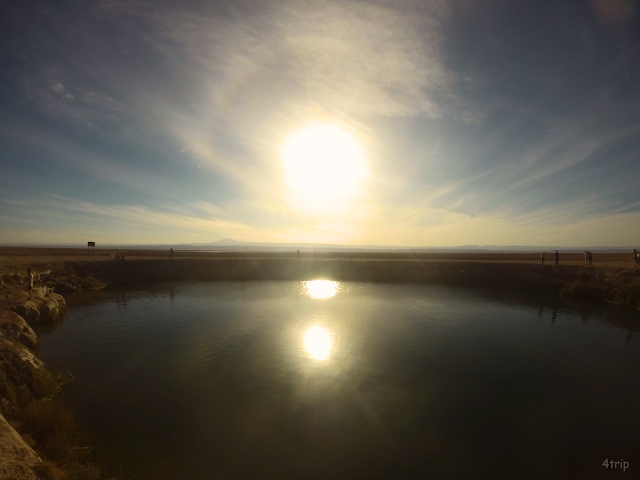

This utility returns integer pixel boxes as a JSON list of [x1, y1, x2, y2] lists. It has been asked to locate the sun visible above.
[[280, 123, 369, 207]]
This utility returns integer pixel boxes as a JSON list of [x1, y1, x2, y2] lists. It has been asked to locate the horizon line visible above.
[[0, 242, 637, 251]]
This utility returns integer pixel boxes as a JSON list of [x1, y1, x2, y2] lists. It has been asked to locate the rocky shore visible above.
[[0, 272, 67, 480], [0, 255, 639, 478]]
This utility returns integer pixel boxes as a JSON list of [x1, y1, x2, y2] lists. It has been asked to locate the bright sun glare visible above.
[[281, 123, 369, 206], [304, 280, 338, 299], [303, 325, 333, 360]]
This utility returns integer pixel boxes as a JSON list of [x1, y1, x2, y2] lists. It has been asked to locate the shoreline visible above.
[[10, 253, 640, 308], [0, 251, 639, 478]]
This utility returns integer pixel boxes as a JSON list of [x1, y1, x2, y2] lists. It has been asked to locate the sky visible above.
[[1, 0, 640, 247]]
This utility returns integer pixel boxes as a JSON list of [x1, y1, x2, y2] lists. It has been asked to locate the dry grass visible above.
[[30, 369, 74, 401], [34, 461, 66, 480], [20, 399, 93, 463], [63, 462, 103, 480], [34, 460, 114, 480], [0, 379, 19, 417]]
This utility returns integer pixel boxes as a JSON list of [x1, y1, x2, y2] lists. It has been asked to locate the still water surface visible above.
[[38, 281, 640, 479]]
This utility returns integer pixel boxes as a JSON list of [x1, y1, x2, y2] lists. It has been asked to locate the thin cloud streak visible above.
[[1, 0, 640, 245]]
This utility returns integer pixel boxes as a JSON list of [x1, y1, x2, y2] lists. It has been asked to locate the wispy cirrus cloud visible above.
[[0, 194, 261, 242], [2, 0, 640, 246]]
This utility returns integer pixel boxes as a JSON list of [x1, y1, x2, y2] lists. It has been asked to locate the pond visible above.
[[38, 281, 640, 479]]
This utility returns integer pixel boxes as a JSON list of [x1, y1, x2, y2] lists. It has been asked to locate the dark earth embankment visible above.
[[45, 257, 640, 309]]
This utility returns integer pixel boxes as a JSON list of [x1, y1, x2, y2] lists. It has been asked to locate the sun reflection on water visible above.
[[304, 280, 338, 299], [303, 326, 333, 360]]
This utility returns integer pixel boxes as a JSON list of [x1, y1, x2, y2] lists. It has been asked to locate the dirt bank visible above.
[[1, 246, 638, 268], [2, 248, 639, 306], [5, 255, 639, 309]]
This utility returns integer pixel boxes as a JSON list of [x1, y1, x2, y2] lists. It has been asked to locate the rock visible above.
[[0, 311, 38, 349], [31, 286, 48, 298], [54, 282, 76, 293], [10, 302, 39, 325], [0, 412, 41, 480], [39, 295, 65, 323], [38, 300, 58, 323], [0, 337, 47, 398], [10, 293, 66, 326]]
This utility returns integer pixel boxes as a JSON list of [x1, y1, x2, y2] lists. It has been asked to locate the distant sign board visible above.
[[88, 242, 95, 247]]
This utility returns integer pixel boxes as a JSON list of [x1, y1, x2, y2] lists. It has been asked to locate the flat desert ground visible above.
[[0, 247, 636, 269]]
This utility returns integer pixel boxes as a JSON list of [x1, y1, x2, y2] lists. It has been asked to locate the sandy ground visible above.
[[0, 247, 637, 269]]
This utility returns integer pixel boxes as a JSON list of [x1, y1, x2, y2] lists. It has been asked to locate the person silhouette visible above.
[[297, 249, 300, 260], [170, 248, 174, 259], [26, 268, 34, 299], [554, 250, 559, 265], [541, 252, 545, 264]]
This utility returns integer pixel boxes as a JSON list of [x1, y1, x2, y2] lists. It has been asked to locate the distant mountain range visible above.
[[210, 238, 247, 246], [204, 240, 635, 252], [1, 239, 636, 253]]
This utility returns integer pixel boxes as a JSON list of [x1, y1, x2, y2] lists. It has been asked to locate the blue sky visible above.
[[1, 0, 640, 246]]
